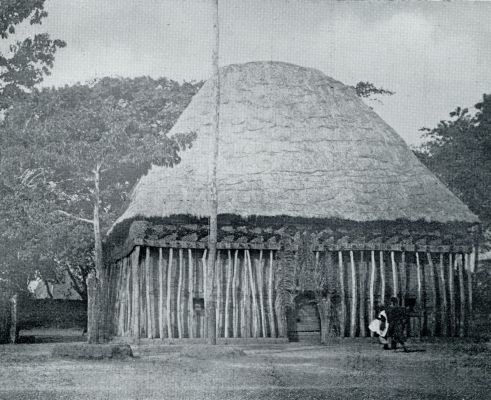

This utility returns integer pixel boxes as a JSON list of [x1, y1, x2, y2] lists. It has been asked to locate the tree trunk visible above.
[[43, 279, 54, 299], [87, 163, 105, 343]]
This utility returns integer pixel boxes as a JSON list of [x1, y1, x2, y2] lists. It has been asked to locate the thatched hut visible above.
[[104, 61, 479, 342]]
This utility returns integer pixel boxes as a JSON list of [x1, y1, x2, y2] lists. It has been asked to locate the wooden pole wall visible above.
[[416, 252, 423, 337], [166, 248, 173, 338], [224, 250, 232, 338], [426, 253, 437, 336], [268, 250, 276, 338], [188, 249, 195, 338], [391, 251, 398, 300], [111, 246, 473, 340], [369, 250, 376, 337], [379, 251, 386, 305], [359, 251, 366, 337], [349, 251, 357, 338], [216, 251, 222, 336], [257, 250, 267, 338], [439, 253, 448, 336], [232, 250, 239, 338], [131, 246, 141, 338], [458, 254, 465, 338], [448, 253, 455, 336], [466, 253, 473, 335]]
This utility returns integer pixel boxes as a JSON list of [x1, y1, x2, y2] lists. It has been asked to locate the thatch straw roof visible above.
[[111, 61, 478, 234]]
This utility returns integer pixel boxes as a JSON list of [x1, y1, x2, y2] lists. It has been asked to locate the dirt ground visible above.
[[0, 336, 490, 400]]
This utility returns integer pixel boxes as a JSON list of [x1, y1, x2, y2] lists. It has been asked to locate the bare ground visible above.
[[0, 337, 489, 400]]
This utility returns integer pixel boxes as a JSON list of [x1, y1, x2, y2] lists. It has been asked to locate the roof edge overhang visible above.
[[104, 214, 480, 264]]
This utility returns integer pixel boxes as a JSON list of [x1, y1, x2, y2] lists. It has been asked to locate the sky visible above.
[[10, 0, 491, 145]]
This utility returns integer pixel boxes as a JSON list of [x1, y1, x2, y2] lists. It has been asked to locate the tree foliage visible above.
[[355, 81, 394, 104], [0, 0, 66, 109], [415, 94, 491, 238], [0, 77, 202, 296]]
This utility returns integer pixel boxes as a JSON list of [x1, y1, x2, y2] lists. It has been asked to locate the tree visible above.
[[0, 0, 65, 109], [0, 77, 202, 340], [355, 81, 394, 104], [415, 94, 491, 240]]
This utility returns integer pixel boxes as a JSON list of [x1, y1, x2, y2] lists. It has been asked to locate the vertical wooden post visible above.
[[426, 253, 437, 336], [338, 251, 346, 337], [416, 252, 422, 338], [458, 253, 465, 337], [246, 250, 259, 338], [241, 250, 248, 338], [448, 253, 455, 336], [466, 253, 473, 335], [9, 294, 18, 344], [166, 248, 173, 338], [369, 250, 376, 337], [202, 249, 208, 310], [215, 251, 222, 337], [379, 251, 385, 305], [158, 248, 166, 339], [232, 249, 239, 338], [145, 247, 154, 339], [349, 251, 357, 337], [391, 251, 398, 299], [400, 252, 406, 307], [131, 246, 141, 338], [439, 253, 448, 336], [177, 249, 184, 338], [268, 250, 276, 338], [125, 257, 132, 336], [140, 259, 146, 338], [117, 261, 125, 336], [359, 251, 366, 337], [257, 250, 267, 337], [188, 249, 195, 339], [224, 250, 232, 338]]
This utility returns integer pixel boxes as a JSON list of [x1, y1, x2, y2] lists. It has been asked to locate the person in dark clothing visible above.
[[386, 297, 408, 352]]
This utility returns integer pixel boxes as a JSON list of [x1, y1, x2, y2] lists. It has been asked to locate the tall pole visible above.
[[206, 0, 220, 345]]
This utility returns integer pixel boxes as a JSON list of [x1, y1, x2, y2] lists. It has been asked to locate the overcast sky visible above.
[[13, 0, 491, 145]]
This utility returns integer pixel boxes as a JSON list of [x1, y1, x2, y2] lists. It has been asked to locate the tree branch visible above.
[[56, 210, 94, 225]]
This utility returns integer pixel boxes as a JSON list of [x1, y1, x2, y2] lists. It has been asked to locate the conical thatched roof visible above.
[[111, 61, 478, 233]]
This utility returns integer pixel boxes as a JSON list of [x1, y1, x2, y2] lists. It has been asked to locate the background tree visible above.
[[414, 94, 491, 241], [0, 78, 202, 332], [355, 81, 394, 104], [0, 0, 66, 109]]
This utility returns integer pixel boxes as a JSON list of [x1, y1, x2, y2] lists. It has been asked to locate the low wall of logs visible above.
[[106, 246, 476, 339]]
